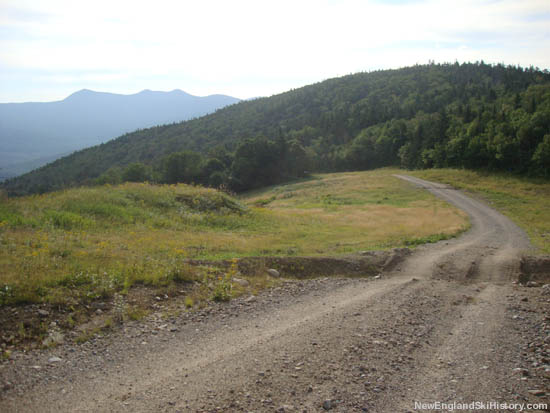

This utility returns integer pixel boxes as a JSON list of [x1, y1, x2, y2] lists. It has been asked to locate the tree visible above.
[[347, 130, 376, 170], [532, 134, 550, 176], [202, 158, 228, 187], [96, 167, 123, 185], [230, 137, 279, 191], [122, 163, 151, 182], [283, 140, 309, 177], [398, 143, 414, 169], [162, 151, 203, 184]]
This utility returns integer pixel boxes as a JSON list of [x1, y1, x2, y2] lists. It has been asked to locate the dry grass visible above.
[[0, 171, 469, 307], [243, 169, 468, 252]]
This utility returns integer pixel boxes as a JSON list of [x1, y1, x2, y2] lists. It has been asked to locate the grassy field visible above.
[[0, 169, 468, 308], [242, 169, 467, 251], [409, 169, 550, 255]]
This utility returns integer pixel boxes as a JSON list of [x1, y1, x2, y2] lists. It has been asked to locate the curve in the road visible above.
[[394, 174, 532, 283]]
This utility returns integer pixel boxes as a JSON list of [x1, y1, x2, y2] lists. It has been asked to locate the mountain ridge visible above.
[[0, 89, 241, 178], [3, 88, 237, 104]]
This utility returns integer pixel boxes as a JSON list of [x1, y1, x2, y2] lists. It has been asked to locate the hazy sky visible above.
[[1, 0, 549, 102]]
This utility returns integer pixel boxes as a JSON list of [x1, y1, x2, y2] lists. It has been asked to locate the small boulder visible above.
[[37, 309, 49, 317], [42, 331, 64, 347], [267, 269, 280, 278], [48, 356, 62, 363], [233, 277, 250, 287]]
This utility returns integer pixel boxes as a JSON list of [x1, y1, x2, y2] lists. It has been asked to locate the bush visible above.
[[44, 210, 92, 230], [0, 203, 26, 227]]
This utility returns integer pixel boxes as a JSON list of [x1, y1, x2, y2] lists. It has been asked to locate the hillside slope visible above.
[[0, 89, 240, 178], [3, 62, 550, 196]]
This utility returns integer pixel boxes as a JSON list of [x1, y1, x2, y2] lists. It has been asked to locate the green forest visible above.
[[3, 61, 550, 196]]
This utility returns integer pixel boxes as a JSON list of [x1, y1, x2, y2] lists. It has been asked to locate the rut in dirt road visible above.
[[1, 175, 547, 413]]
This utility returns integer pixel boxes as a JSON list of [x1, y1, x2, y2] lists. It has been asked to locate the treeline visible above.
[[3, 61, 550, 196], [94, 135, 308, 192]]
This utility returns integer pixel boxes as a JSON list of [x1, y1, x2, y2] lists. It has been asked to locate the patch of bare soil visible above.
[[1, 176, 549, 413], [187, 249, 403, 278], [0, 251, 399, 352], [521, 256, 550, 284], [0, 284, 196, 352]]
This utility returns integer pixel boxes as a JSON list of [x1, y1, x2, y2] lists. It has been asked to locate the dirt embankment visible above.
[[186, 248, 411, 279], [520, 256, 550, 284]]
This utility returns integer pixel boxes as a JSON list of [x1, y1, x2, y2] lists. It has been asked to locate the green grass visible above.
[[409, 169, 550, 254], [0, 171, 469, 307]]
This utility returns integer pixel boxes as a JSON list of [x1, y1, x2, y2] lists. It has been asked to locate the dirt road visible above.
[[1, 175, 549, 412]]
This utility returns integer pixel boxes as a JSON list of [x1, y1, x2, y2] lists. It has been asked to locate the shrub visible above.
[[44, 210, 92, 230]]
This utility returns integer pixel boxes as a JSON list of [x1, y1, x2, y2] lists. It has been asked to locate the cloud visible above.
[[1, 0, 549, 101]]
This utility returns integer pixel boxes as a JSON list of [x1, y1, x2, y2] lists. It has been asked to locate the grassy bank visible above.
[[409, 169, 550, 254], [0, 170, 468, 307]]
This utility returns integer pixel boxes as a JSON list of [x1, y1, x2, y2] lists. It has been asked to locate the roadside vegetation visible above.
[[0, 169, 467, 309], [409, 168, 550, 254]]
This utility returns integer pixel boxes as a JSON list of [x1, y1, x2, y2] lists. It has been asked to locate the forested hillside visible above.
[[3, 62, 550, 196]]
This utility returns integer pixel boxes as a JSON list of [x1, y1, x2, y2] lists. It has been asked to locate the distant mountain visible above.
[[0, 151, 72, 181], [0, 89, 240, 178], [3, 62, 550, 196]]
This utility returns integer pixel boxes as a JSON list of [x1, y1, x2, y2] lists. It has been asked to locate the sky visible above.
[[1, 0, 549, 103]]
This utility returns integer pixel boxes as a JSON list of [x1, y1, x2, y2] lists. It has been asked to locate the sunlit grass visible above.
[[243, 169, 468, 254], [409, 168, 550, 254], [0, 171, 469, 306]]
